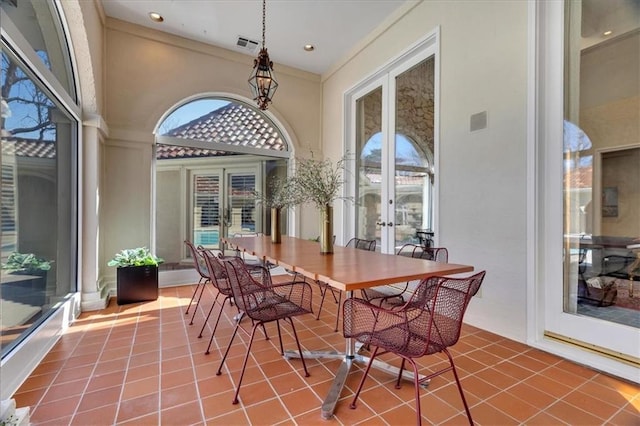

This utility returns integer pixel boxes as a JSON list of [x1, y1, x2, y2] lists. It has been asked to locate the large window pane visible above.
[[1, 50, 77, 355]]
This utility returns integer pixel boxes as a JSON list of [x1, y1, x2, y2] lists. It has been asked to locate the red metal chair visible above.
[[184, 240, 212, 325], [343, 270, 486, 425], [197, 249, 242, 354], [216, 256, 314, 404], [361, 244, 448, 306]]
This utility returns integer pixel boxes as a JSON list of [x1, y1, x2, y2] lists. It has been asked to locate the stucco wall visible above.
[[102, 19, 321, 288], [321, 1, 529, 342]]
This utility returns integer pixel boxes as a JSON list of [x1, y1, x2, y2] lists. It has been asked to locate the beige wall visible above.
[[101, 19, 321, 288], [321, 1, 529, 341]]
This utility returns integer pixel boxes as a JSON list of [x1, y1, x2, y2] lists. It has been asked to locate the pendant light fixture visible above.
[[248, 0, 278, 110]]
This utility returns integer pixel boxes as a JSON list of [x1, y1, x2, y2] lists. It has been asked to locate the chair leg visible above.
[[185, 277, 204, 315], [205, 296, 231, 355], [334, 290, 342, 332], [189, 279, 209, 325], [443, 349, 473, 425], [198, 292, 221, 338], [316, 281, 328, 320], [395, 358, 407, 389], [231, 323, 261, 404], [406, 357, 423, 426], [276, 320, 284, 355], [216, 321, 241, 376], [288, 317, 310, 377], [350, 346, 380, 409]]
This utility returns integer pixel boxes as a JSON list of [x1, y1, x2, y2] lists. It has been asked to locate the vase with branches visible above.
[[254, 175, 304, 243], [294, 156, 349, 253]]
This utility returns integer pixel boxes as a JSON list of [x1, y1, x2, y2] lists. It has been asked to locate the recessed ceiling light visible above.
[[603, 30, 613, 36], [303, 44, 315, 52], [149, 12, 164, 23]]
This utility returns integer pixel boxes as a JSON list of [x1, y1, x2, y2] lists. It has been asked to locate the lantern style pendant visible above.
[[249, 0, 278, 110]]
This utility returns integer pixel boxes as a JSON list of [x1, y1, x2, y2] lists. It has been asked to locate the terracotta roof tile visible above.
[[158, 103, 285, 159], [1, 138, 56, 159]]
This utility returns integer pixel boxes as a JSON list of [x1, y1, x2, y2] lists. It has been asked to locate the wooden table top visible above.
[[223, 235, 474, 292]]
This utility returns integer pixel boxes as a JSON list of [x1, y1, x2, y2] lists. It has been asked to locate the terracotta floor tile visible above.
[[161, 354, 193, 374], [70, 403, 117, 426], [118, 411, 159, 426], [608, 404, 640, 425], [279, 387, 323, 417], [76, 385, 122, 413], [116, 392, 159, 423], [563, 388, 622, 421], [39, 378, 89, 404], [525, 373, 574, 399], [545, 400, 605, 425], [85, 370, 126, 392], [125, 362, 159, 383], [12, 387, 47, 408], [269, 373, 307, 395], [207, 407, 250, 425], [13, 291, 638, 426], [466, 400, 519, 425], [161, 367, 196, 390], [122, 376, 159, 400], [233, 379, 278, 406], [30, 394, 81, 423], [160, 382, 199, 410], [245, 398, 290, 424], [486, 390, 540, 422], [19, 371, 58, 392], [160, 400, 204, 425]]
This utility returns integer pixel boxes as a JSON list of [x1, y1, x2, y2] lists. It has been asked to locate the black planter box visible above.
[[116, 265, 158, 305]]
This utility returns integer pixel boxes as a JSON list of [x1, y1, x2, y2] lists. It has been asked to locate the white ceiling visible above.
[[100, 0, 417, 75]]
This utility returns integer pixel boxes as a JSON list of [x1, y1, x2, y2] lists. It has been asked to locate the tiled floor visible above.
[[12, 280, 640, 425]]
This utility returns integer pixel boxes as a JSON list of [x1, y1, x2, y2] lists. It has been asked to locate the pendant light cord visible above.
[[262, 0, 266, 49]]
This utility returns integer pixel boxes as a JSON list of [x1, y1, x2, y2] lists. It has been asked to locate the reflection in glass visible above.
[[563, 2, 639, 328], [394, 57, 434, 248], [1, 51, 76, 355]]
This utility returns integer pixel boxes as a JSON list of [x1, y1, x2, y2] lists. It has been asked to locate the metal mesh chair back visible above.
[[184, 240, 210, 280], [346, 238, 376, 251], [397, 243, 448, 263]]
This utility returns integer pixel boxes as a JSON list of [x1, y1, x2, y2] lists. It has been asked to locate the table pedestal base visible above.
[[284, 344, 429, 420]]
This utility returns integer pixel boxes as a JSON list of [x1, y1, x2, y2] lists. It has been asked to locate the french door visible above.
[[191, 167, 259, 249], [349, 40, 437, 254]]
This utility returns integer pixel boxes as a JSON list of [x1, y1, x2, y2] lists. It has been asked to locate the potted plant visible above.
[[254, 175, 304, 243], [294, 156, 349, 253], [1, 252, 52, 306], [108, 247, 163, 305]]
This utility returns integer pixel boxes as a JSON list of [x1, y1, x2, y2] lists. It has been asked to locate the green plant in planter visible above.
[[108, 247, 162, 305], [2, 252, 52, 275], [107, 247, 163, 268]]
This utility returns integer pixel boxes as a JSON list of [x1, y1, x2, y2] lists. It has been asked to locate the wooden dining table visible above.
[[223, 235, 474, 419]]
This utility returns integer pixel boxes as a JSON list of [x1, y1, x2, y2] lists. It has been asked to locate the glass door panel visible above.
[[192, 173, 221, 248], [354, 55, 436, 254], [356, 87, 384, 249], [393, 58, 435, 251], [544, 1, 640, 363], [225, 171, 257, 237]]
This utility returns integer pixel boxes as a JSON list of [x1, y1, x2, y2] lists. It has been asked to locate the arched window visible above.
[[155, 97, 291, 265]]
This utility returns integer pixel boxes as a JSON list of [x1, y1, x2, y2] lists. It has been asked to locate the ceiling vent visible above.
[[236, 36, 260, 53]]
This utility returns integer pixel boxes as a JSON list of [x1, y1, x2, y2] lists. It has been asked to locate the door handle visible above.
[[376, 221, 386, 227], [387, 222, 393, 227]]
